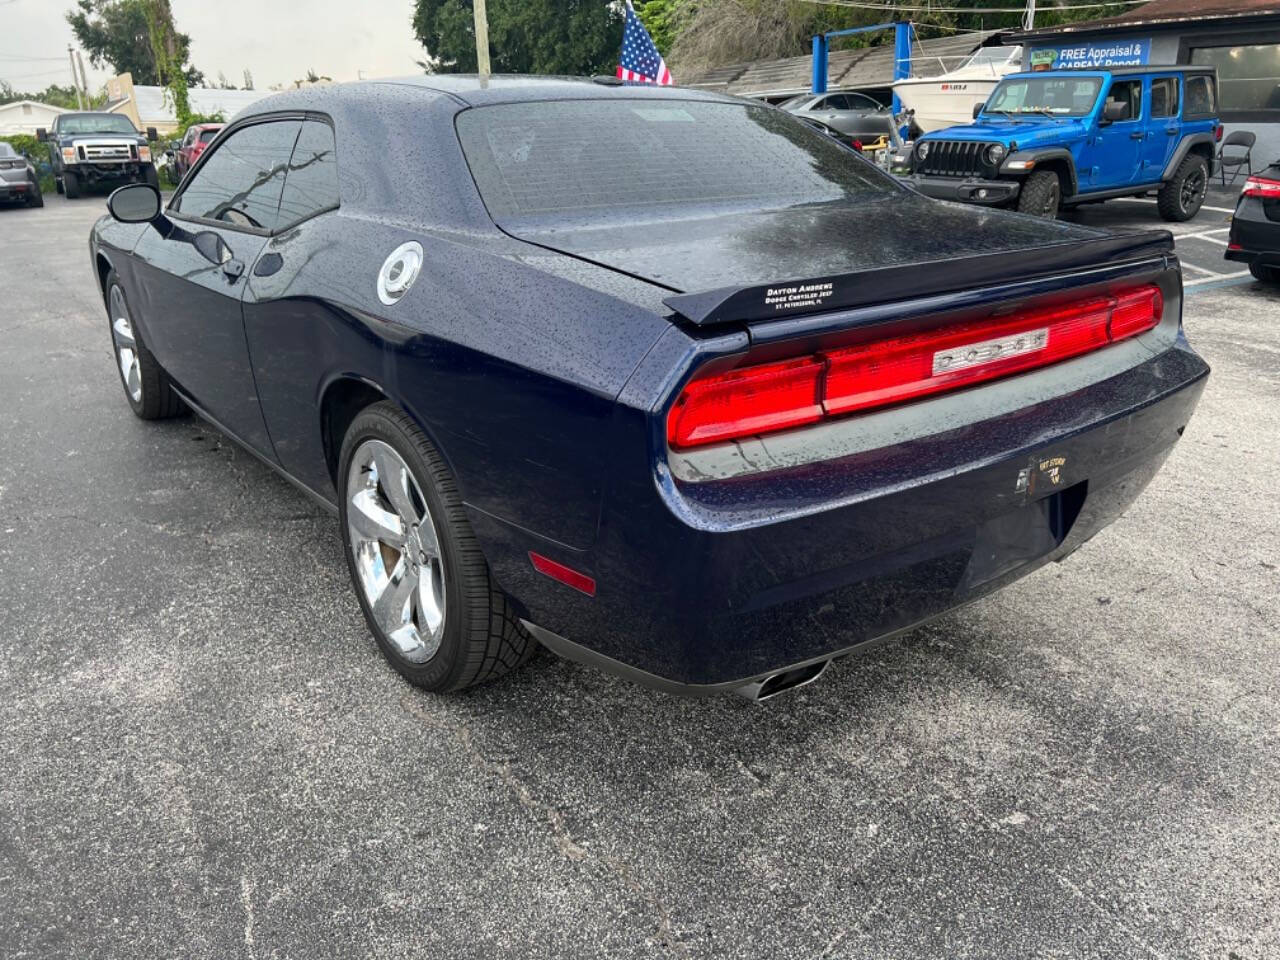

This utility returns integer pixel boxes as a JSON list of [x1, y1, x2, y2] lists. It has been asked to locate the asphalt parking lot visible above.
[[1, 193, 1277, 960]]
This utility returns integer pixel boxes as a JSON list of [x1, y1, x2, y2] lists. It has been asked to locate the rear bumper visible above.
[[0, 181, 29, 200], [908, 175, 1020, 205], [1225, 204, 1280, 265], [476, 340, 1209, 692]]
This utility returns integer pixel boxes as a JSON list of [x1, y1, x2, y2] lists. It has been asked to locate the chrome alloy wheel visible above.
[[346, 439, 446, 663], [109, 285, 142, 403]]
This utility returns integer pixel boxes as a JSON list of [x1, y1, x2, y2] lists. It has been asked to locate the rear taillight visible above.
[[667, 356, 823, 448], [667, 286, 1163, 450], [1215, 124, 1224, 143], [1242, 175, 1280, 198]]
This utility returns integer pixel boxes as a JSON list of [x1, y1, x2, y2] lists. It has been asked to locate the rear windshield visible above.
[[455, 99, 898, 221]]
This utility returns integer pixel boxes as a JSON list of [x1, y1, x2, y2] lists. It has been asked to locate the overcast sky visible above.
[[0, 0, 427, 93]]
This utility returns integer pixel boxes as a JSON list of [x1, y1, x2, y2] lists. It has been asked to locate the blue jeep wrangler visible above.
[[904, 65, 1221, 221]]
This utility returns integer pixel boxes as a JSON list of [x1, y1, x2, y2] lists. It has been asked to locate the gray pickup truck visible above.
[[37, 112, 159, 199]]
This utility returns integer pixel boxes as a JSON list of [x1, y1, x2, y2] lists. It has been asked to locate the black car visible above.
[[0, 142, 42, 207], [37, 112, 158, 199], [89, 77, 1207, 701], [1225, 163, 1280, 282]]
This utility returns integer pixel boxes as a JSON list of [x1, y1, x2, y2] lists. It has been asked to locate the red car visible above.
[[172, 123, 223, 181]]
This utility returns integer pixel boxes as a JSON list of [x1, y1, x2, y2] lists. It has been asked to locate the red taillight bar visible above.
[[667, 285, 1163, 450], [1242, 175, 1280, 199]]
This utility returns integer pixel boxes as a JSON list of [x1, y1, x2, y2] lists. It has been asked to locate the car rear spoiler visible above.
[[662, 230, 1175, 327]]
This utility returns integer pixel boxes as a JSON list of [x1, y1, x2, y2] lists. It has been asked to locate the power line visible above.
[[796, 0, 1148, 13], [0, 53, 68, 62], [0, 68, 74, 81]]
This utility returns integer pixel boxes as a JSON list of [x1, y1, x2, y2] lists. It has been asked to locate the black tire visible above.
[[26, 180, 43, 207], [55, 176, 64, 195], [1157, 154, 1208, 222], [1249, 262, 1280, 284], [166, 162, 180, 186], [144, 165, 160, 190], [63, 170, 80, 199], [338, 402, 537, 692], [103, 271, 187, 420], [1016, 169, 1061, 218]]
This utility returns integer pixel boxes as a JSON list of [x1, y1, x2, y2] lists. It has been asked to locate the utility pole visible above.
[[68, 46, 84, 109], [1023, 0, 1036, 31], [75, 49, 90, 105], [473, 0, 491, 77]]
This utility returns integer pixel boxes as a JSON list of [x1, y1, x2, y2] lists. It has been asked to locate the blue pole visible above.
[[892, 21, 911, 116], [812, 34, 827, 94], [892, 21, 912, 138]]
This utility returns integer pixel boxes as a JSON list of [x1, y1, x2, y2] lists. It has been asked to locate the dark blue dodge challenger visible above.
[[89, 77, 1208, 700]]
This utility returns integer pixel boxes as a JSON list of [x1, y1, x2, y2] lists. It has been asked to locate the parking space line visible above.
[[1112, 197, 1237, 215], [1179, 261, 1221, 276], [1179, 231, 1230, 245], [1185, 269, 1250, 290]]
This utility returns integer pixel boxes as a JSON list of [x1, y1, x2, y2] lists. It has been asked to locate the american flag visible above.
[[617, 0, 673, 86]]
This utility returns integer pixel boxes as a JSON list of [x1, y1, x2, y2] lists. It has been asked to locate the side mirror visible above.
[[169, 139, 182, 150], [192, 231, 232, 266], [973, 103, 985, 120], [146, 127, 158, 141], [107, 183, 161, 224], [1102, 101, 1128, 123], [36, 128, 48, 142]]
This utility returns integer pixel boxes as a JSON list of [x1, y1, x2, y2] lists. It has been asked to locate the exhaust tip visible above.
[[733, 659, 829, 702]]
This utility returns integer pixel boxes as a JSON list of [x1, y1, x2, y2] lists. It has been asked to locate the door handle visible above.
[[222, 258, 245, 281], [1167, 127, 1179, 135], [1130, 131, 1145, 140]]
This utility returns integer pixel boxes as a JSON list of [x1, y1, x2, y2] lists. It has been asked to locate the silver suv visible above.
[[0, 142, 42, 208]]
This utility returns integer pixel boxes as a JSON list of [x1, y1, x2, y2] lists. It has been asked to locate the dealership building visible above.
[[1008, 0, 1280, 154]]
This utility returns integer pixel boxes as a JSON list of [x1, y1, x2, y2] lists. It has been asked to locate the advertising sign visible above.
[[1029, 38, 1152, 70]]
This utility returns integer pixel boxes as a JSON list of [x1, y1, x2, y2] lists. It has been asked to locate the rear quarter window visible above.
[[1184, 75, 1217, 119], [455, 99, 898, 222]]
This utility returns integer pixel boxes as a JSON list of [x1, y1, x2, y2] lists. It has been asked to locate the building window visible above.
[[1189, 44, 1280, 114]]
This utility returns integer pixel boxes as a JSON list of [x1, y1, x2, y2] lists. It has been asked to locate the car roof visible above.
[[237, 74, 748, 119], [1005, 65, 1216, 79]]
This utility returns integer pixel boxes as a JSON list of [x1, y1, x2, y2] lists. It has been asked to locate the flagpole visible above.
[[474, 0, 491, 77]]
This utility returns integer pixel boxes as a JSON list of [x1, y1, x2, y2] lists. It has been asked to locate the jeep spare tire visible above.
[[1158, 154, 1208, 222], [1016, 170, 1060, 219]]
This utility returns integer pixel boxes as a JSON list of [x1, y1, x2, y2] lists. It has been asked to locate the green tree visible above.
[[66, 0, 203, 86], [0, 82, 100, 109], [636, 0, 686, 56], [412, 0, 623, 75]]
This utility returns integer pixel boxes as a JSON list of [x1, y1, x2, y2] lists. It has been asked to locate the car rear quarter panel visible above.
[[241, 210, 673, 551]]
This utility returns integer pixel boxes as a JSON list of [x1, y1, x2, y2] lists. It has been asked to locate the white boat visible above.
[[892, 46, 1023, 134]]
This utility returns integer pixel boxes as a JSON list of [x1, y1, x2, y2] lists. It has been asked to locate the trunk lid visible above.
[[499, 194, 1172, 325]]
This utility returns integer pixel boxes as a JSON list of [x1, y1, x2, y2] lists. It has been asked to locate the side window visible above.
[[276, 119, 339, 228], [827, 95, 850, 110], [1184, 75, 1217, 118], [182, 129, 196, 148], [1106, 79, 1142, 121], [1151, 78, 1179, 118], [849, 93, 881, 110], [172, 119, 301, 231]]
